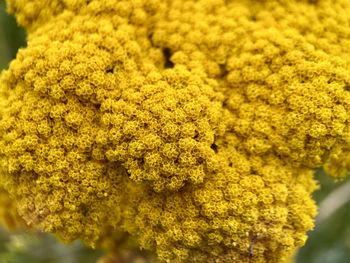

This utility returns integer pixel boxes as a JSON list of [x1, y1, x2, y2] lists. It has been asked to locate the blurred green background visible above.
[[0, 1, 350, 263]]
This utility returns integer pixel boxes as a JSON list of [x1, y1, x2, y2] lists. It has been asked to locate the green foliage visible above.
[[0, 227, 103, 263], [297, 171, 350, 263], [0, 1, 25, 69]]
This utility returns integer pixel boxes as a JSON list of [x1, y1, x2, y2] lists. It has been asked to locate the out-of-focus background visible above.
[[0, 2, 350, 262]]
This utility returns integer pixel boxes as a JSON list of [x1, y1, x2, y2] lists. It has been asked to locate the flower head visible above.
[[1, 0, 350, 262]]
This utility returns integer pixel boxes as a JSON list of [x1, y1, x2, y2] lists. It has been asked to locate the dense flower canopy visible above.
[[1, 0, 350, 262]]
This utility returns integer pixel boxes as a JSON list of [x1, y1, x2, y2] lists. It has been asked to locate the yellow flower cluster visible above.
[[0, 188, 25, 229], [1, 0, 350, 262]]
